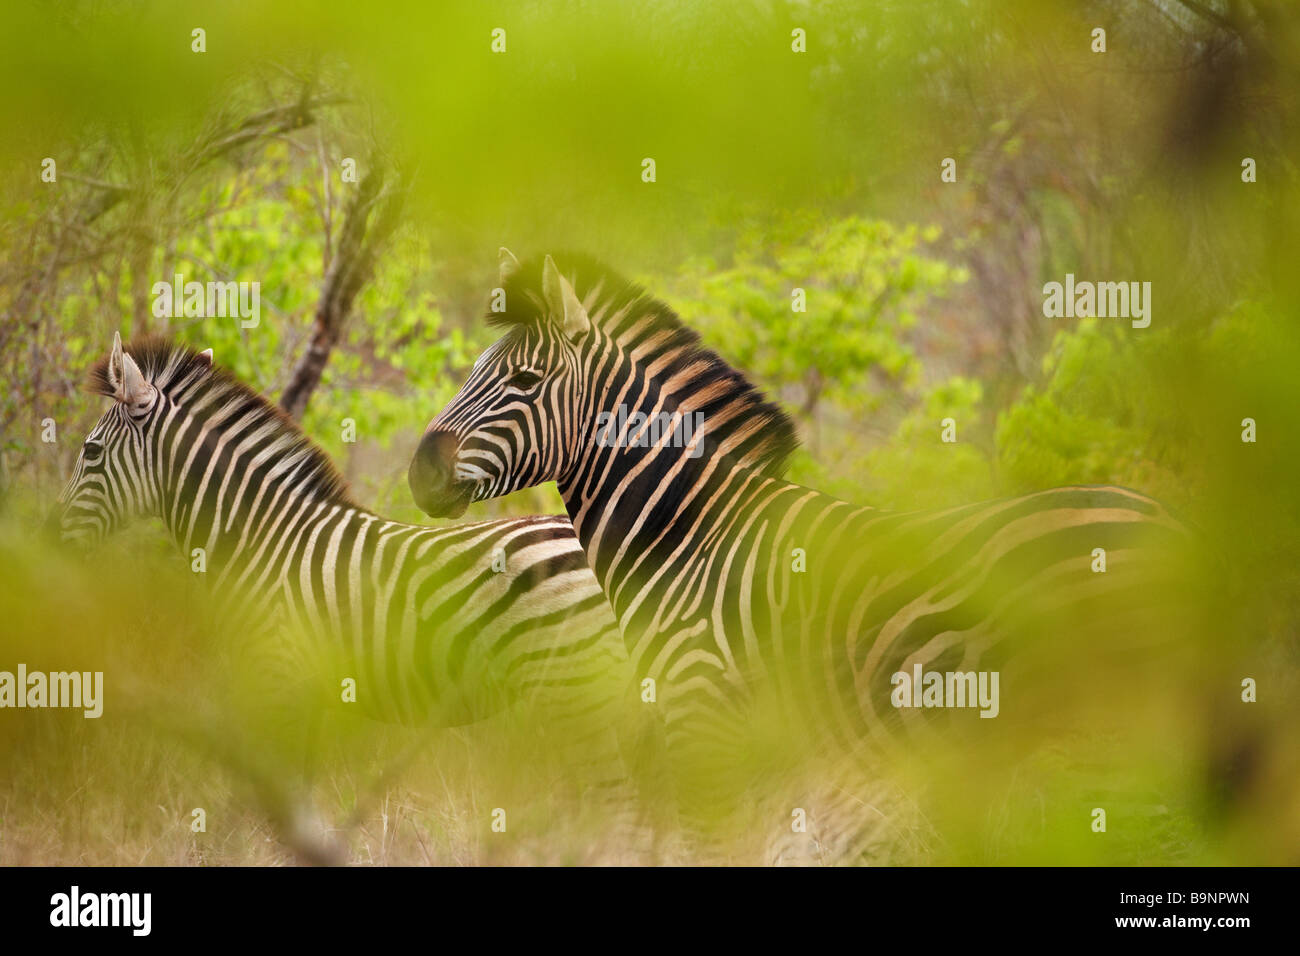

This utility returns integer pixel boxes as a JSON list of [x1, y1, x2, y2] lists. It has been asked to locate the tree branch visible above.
[[279, 161, 402, 421]]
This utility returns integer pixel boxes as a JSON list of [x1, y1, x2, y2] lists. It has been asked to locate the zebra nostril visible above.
[[416, 430, 457, 481]]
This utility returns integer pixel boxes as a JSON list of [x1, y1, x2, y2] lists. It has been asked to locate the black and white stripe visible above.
[[410, 251, 1195, 861], [55, 335, 630, 755]]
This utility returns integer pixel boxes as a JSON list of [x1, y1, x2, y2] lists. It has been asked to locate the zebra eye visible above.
[[83, 440, 103, 462], [505, 370, 543, 391]]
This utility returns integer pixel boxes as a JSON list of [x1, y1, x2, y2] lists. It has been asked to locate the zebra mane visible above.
[[489, 252, 800, 477], [87, 335, 357, 506]]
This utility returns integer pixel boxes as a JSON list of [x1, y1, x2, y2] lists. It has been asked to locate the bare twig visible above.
[[279, 161, 403, 421]]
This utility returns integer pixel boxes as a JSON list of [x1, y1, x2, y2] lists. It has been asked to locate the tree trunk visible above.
[[280, 162, 401, 421]]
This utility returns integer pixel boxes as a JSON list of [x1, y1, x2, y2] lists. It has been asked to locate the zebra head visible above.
[[410, 250, 595, 517], [52, 333, 212, 546]]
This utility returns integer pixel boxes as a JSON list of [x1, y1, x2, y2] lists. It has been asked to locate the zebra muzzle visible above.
[[408, 430, 472, 518]]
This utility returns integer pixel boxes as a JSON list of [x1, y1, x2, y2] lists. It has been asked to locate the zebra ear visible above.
[[108, 332, 152, 406], [498, 247, 521, 284], [542, 255, 591, 340], [108, 331, 126, 388], [196, 348, 214, 368]]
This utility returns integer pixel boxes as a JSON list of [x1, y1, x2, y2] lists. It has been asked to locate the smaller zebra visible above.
[[52, 334, 638, 849]]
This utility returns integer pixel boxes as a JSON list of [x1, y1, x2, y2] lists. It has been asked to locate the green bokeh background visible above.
[[0, 0, 1295, 863]]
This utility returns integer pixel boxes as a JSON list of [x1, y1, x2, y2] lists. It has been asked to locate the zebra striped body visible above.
[[55, 336, 629, 737], [410, 252, 1197, 860]]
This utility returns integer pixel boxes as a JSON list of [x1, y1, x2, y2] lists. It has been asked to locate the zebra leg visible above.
[[762, 759, 933, 865], [652, 698, 774, 863], [486, 623, 653, 859], [662, 690, 929, 864], [527, 674, 659, 861]]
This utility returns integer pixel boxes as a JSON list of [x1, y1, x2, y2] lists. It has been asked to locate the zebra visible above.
[[408, 250, 1201, 862], [52, 333, 639, 857]]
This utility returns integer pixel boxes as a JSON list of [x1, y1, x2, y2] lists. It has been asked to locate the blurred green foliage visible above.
[[0, 0, 1296, 864]]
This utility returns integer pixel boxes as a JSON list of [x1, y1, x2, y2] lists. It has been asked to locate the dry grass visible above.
[[1, 510, 1295, 866]]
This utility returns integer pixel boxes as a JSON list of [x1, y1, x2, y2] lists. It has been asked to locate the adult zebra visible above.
[[409, 250, 1201, 862], [52, 334, 637, 858]]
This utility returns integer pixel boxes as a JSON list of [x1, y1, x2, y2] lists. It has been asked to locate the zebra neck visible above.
[[558, 433, 782, 614], [156, 434, 354, 586]]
